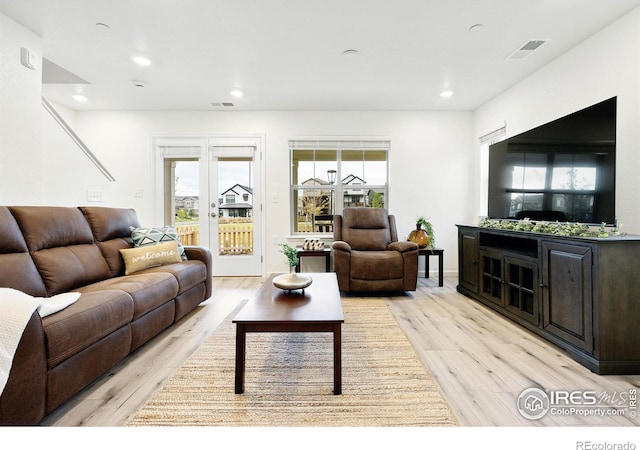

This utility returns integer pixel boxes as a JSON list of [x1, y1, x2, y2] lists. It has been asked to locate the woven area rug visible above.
[[126, 298, 458, 427]]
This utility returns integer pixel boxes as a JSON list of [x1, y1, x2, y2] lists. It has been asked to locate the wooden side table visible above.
[[295, 246, 332, 272], [418, 247, 444, 286]]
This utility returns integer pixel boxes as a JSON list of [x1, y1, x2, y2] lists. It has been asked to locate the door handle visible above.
[[210, 212, 217, 217]]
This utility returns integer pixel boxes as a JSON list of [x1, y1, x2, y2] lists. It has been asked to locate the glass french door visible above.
[[155, 136, 263, 277], [208, 139, 263, 276]]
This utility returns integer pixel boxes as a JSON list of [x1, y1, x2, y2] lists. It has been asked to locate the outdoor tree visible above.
[[371, 192, 384, 208]]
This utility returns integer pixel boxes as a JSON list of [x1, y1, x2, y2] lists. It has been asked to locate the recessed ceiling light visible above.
[[132, 80, 146, 88], [230, 90, 244, 98], [342, 49, 359, 57], [72, 94, 87, 102], [469, 23, 484, 32], [132, 56, 151, 66], [440, 90, 454, 98], [95, 22, 111, 30]]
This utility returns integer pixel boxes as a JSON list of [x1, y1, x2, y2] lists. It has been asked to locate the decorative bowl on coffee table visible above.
[[272, 272, 313, 293]]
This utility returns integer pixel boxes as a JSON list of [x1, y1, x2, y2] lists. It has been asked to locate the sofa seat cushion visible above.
[[79, 272, 179, 320], [350, 250, 404, 280], [42, 290, 134, 369], [141, 260, 207, 295]]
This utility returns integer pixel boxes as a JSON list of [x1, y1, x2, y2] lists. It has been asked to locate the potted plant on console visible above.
[[409, 216, 435, 249]]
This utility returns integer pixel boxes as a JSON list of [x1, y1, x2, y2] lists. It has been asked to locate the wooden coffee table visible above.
[[233, 272, 344, 395]]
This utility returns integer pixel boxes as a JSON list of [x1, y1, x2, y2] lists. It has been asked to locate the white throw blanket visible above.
[[0, 288, 80, 396]]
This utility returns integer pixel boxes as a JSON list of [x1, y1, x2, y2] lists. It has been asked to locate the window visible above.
[[225, 194, 235, 204], [289, 139, 389, 234]]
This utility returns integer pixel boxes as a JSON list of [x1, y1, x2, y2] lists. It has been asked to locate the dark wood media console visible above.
[[457, 224, 640, 375]]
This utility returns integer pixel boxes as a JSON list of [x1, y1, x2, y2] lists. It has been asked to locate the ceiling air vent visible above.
[[210, 101, 235, 107], [506, 39, 549, 60]]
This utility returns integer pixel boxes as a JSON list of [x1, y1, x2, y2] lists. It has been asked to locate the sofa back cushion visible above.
[[80, 207, 142, 277], [0, 207, 48, 296], [340, 208, 392, 251], [9, 206, 110, 295]]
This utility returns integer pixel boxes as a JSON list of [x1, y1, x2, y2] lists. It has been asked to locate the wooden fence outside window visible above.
[[175, 218, 253, 255], [176, 217, 333, 255]]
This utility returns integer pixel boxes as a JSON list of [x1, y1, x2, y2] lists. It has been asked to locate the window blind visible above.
[[479, 125, 507, 145], [289, 139, 391, 150], [210, 146, 255, 158]]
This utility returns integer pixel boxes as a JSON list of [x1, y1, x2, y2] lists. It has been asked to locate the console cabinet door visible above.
[[479, 249, 505, 307], [459, 229, 479, 293], [541, 241, 593, 353], [504, 256, 539, 325]]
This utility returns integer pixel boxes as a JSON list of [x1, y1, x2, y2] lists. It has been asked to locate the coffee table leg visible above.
[[235, 324, 246, 394], [333, 323, 342, 395]]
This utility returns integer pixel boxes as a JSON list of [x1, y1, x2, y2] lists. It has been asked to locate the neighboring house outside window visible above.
[[289, 139, 389, 234], [174, 196, 200, 219], [220, 184, 253, 218]]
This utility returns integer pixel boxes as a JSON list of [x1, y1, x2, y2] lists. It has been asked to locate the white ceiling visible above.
[[1, 0, 639, 111]]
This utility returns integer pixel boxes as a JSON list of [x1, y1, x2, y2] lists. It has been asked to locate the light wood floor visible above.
[[41, 275, 640, 427]]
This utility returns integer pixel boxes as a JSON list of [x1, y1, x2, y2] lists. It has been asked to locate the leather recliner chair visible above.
[[332, 207, 418, 292]]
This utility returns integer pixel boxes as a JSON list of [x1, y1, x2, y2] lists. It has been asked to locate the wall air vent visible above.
[[506, 39, 549, 60], [210, 102, 235, 107]]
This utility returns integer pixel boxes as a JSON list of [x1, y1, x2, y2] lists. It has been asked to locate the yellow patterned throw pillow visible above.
[[119, 241, 182, 275]]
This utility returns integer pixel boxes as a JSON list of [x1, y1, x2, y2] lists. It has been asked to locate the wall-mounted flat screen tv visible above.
[[488, 97, 616, 225]]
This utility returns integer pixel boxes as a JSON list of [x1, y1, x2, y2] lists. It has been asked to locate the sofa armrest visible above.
[[331, 241, 351, 291], [389, 242, 419, 291], [0, 311, 47, 425], [331, 241, 351, 253], [184, 246, 213, 299], [388, 241, 418, 253]]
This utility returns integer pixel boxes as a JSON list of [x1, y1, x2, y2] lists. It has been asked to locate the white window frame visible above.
[[289, 137, 391, 235]]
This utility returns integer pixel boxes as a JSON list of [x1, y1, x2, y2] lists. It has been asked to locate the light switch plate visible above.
[[87, 189, 103, 202]]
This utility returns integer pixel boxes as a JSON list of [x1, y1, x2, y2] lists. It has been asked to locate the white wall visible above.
[[0, 13, 42, 204], [72, 110, 473, 274], [40, 102, 122, 206], [474, 7, 640, 232]]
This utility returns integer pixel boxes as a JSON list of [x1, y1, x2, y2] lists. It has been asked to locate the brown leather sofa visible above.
[[332, 207, 418, 292], [0, 206, 212, 425]]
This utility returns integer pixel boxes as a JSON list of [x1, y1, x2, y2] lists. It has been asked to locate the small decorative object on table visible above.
[[408, 215, 435, 249], [303, 238, 325, 250], [273, 243, 313, 293]]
